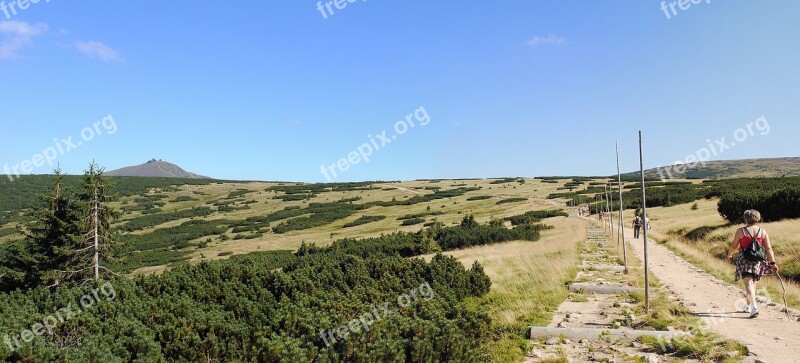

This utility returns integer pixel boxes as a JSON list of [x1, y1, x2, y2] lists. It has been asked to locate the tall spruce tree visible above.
[[0, 168, 82, 291], [72, 162, 120, 283]]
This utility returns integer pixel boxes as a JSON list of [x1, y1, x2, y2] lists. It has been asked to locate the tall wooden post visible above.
[[639, 131, 650, 312], [616, 142, 628, 272]]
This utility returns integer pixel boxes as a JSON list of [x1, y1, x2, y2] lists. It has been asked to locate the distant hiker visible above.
[[645, 217, 651, 231], [727, 210, 778, 318], [633, 215, 642, 238]]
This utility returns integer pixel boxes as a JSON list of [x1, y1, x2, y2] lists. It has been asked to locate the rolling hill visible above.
[[624, 157, 800, 180]]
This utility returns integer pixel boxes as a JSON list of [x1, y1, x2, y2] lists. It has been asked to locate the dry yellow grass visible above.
[[419, 216, 586, 362], [98, 178, 577, 274], [431, 216, 585, 326]]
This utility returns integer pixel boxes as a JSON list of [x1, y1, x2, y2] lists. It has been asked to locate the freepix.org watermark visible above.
[[316, 0, 366, 20], [3, 115, 117, 182], [3, 282, 116, 352], [320, 106, 430, 182], [657, 116, 770, 180], [660, 0, 711, 20], [1, 0, 50, 20], [319, 281, 435, 347]]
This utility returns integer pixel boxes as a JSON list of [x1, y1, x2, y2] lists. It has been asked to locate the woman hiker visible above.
[[727, 210, 779, 318]]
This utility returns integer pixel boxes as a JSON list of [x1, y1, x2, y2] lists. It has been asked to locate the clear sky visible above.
[[1, 1, 798, 182]]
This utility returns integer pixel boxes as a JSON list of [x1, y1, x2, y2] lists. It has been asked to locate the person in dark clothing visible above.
[[633, 215, 642, 239]]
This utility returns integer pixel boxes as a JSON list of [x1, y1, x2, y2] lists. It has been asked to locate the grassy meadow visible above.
[[426, 216, 585, 362], [2, 173, 798, 361], [0, 177, 572, 275]]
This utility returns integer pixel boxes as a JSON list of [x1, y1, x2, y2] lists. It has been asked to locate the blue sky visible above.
[[1, 1, 798, 182]]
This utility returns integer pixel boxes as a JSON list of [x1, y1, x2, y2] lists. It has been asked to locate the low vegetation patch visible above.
[[401, 217, 426, 226], [168, 195, 197, 203], [490, 178, 524, 185], [342, 215, 386, 228], [505, 209, 568, 226], [397, 211, 444, 220], [1, 248, 493, 361], [435, 216, 545, 250], [116, 207, 215, 232], [496, 197, 527, 205]]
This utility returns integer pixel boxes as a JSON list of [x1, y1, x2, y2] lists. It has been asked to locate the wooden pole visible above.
[[639, 131, 650, 312], [604, 186, 609, 232], [608, 183, 614, 240], [607, 185, 612, 232], [616, 142, 628, 272], [595, 195, 599, 216], [603, 184, 608, 232]]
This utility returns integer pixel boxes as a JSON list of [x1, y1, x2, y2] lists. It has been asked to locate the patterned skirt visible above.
[[734, 255, 771, 282]]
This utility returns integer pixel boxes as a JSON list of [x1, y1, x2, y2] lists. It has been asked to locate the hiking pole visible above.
[[776, 270, 791, 320]]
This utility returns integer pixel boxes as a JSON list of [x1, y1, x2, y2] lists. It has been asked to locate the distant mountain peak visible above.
[[106, 160, 210, 179]]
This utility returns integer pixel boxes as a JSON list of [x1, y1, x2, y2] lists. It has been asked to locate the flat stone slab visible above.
[[580, 253, 608, 258], [577, 265, 626, 272], [529, 327, 690, 342], [569, 284, 643, 295]]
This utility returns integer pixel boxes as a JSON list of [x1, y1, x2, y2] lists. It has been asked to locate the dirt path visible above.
[[625, 227, 799, 362], [384, 185, 422, 195]]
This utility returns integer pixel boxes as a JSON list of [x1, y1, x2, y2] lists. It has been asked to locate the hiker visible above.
[[633, 215, 642, 238], [726, 210, 779, 318]]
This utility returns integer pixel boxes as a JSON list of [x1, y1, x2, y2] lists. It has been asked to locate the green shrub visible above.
[[397, 211, 444, 220], [0, 250, 491, 362], [490, 178, 521, 185], [401, 217, 426, 226], [506, 209, 568, 226], [718, 187, 800, 223], [496, 197, 527, 205], [343, 215, 386, 228], [117, 207, 215, 232]]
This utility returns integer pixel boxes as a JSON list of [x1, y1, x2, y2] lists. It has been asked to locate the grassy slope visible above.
[[1, 178, 573, 275], [438, 216, 584, 325], [185, 180, 563, 264], [422, 215, 586, 362], [631, 157, 800, 179]]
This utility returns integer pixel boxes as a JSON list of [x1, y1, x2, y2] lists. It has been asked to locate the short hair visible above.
[[744, 210, 762, 225]]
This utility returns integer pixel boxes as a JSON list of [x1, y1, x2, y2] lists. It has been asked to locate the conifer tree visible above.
[[72, 162, 120, 283], [0, 168, 82, 290]]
